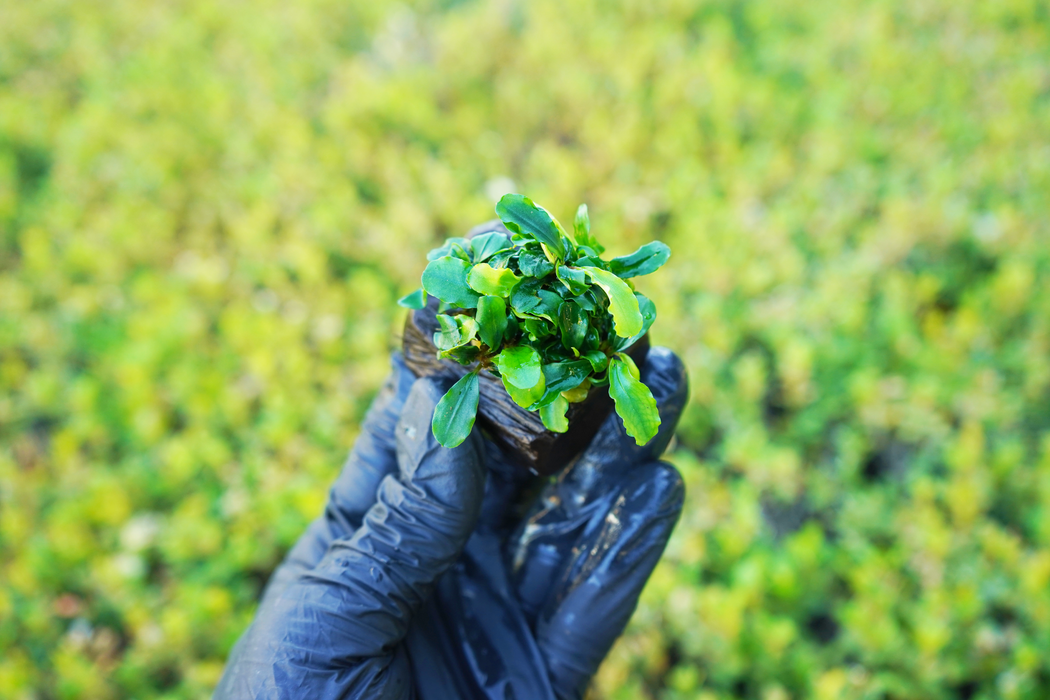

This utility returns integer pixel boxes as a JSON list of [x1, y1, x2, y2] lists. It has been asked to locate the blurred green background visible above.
[[2, 0, 1049, 698]]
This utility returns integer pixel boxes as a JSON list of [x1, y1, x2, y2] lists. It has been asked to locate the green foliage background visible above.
[[2, 0, 1049, 698]]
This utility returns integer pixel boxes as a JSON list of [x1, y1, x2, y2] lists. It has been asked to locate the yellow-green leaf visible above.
[[540, 395, 569, 433], [582, 267, 643, 337], [574, 203, 605, 254], [494, 345, 543, 389], [608, 354, 660, 445], [612, 292, 657, 351], [495, 345, 545, 407], [467, 262, 522, 297], [504, 379, 546, 409]]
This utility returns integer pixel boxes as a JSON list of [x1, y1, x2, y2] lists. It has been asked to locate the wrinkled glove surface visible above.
[[215, 347, 688, 700]]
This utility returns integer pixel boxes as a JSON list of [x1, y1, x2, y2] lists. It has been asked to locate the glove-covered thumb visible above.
[[214, 377, 485, 699], [317, 375, 487, 657]]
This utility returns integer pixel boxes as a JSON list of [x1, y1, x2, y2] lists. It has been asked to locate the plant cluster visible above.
[[400, 195, 670, 448]]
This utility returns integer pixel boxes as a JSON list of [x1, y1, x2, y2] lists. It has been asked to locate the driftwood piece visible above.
[[401, 220, 650, 476]]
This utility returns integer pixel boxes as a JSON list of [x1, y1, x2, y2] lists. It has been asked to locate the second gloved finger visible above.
[[266, 352, 418, 596], [536, 461, 685, 700], [327, 352, 420, 534], [217, 378, 487, 699], [507, 346, 688, 623], [303, 376, 486, 654]]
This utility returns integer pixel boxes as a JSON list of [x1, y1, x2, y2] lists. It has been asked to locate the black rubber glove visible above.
[[214, 347, 688, 700]]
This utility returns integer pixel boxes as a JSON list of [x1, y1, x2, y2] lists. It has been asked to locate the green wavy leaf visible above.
[[422, 256, 481, 308], [495, 193, 566, 259], [608, 353, 660, 445], [431, 370, 480, 448], [608, 241, 671, 279], [582, 266, 643, 337], [476, 295, 507, 350]]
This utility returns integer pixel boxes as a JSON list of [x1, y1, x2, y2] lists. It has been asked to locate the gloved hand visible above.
[[215, 347, 688, 700]]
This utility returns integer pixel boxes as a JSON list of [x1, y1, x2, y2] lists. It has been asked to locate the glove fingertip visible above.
[[637, 460, 686, 519], [395, 377, 486, 513]]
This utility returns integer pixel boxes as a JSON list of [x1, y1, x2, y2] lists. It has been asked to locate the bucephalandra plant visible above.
[[399, 194, 671, 449]]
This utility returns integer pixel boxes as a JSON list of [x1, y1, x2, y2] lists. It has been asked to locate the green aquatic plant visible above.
[[400, 194, 671, 448]]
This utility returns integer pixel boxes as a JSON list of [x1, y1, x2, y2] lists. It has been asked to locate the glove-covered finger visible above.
[[536, 461, 684, 700], [507, 346, 688, 622], [257, 353, 417, 604], [215, 377, 486, 699]]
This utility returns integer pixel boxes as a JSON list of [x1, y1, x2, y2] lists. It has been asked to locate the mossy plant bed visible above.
[[399, 195, 670, 476]]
